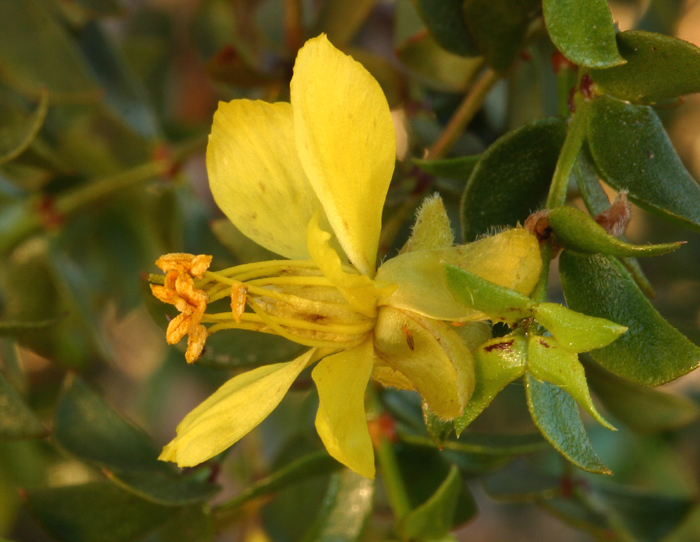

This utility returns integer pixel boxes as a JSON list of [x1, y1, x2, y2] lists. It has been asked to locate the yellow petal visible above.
[[291, 34, 396, 277], [207, 99, 325, 259], [312, 339, 375, 478], [377, 228, 541, 321], [374, 307, 474, 419], [159, 349, 316, 467], [400, 194, 454, 253], [307, 214, 394, 318]]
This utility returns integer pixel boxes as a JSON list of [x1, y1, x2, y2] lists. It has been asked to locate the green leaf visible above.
[[559, 251, 700, 386], [548, 206, 684, 257], [0, 316, 61, 336], [105, 470, 220, 506], [413, 155, 480, 181], [482, 461, 559, 502], [462, 0, 540, 73], [399, 465, 462, 541], [422, 401, 454, 448], [525, 375, 611, 474], [148, 505, 214, 542], [400, 430, 547, 457], [461, 117, 567, 241], [444, 263, 535, 324], [542, 0, 625, 68], [590, 30, 700, 104], [588, 96, 700, 232], [311, 0, 376, 48], [526, 335, 615, 430], [453, 335, 527, 434], [24, 481, 176, 542], [585, 359, 700, 433], [0, 88, 49, 166], [0, 370, 46, 440], [532, 302, 627, 353], [414, 0, 479, 57], [302, 469, 374, 542], [0, 0, 100, 101]]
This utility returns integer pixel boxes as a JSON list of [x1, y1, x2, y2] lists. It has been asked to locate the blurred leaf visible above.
[[525, 376, 611, 474], [414, 0, 479, 57], [302, 469, 374, 542], [463, 0, 540, 73], [146, 505, 214, 542], [588, 96, 700, 232], [312, 0, 376, 48], [210, 218, 278, 263], [413, 155, 480, 181], [400, 430, 547, 456], [106, 470, 220, 506], [585, 359, 700, 433], [422, 401, 453, 448], [78, 21, 161, 139], [590, 30, 700, 104], [346, 48, 406, 109], [0, 370, 46, 440], [482, 460, 559, 502], [205, 45, 277, 89], [396, 33, 483, 93], [399, 465, 462, 541], [24, 481, 176, 542], [559, 251, 700, 386], [543, 0, 625, 68], [0, 88, 49, 166], [61, 0, 125, 18], [548, 206, 684, 257], [461, 117, 567, 241], [0, 0, 100, 101], [0, 316, 60, 336]]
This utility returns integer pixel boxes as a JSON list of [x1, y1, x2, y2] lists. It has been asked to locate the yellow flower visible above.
[[155, 35, 542, 478]]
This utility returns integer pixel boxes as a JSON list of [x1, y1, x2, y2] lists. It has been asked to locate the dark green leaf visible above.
[[414, 0, 479, 57], [0, 370, 46, 440], [590, 30, 700, 104], [559, 251, 700, 385], [68, 0, 125, 18], [399, 465, 462, 541], [525, 376, 611, 474], [588, 96, 700, 232], [0, 88, 49, 166], [543, 0, 625, 68], [0, 316, 61, 336], [482, 460, 559, 502], [422, 401, 454, 448], [461, 117, 567, 241], [463, 0, 540, 73], [24, 481, 175, 542], [147, 505, 214, 542], [302, 469, 374, 542], [106, 470, 220, 506], [311, 0, 376, 48], [0, 0, 99, 101], [400, 430, 547, 456], [413, 155, 480, 181], [585, 359, 700, 433]]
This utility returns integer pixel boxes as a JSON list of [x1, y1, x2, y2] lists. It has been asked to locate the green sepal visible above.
[[548, 206, 684, 257], [525, 376, 611, 475], [590, 30, 700, 104], [532, 302, 627, 353], [560, 251, 700, 386], [444, 263, 535, 324], [526, 335, 615, 430], [422, 401, 454, 448], [454, 335, 527, 435], [543, 0, 625, 68]]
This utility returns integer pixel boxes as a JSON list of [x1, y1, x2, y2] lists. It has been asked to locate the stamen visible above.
[[230, 282, 247, 323]]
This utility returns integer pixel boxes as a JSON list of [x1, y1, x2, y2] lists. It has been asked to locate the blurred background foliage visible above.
[[1, 0, 700, 541]]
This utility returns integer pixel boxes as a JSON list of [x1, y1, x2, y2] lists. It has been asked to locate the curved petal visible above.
[[207, 99, 325, 259], [374, 307, 473, 419], [312, 339, 375, 478], [291, 34, 396, 277], [377, 228, 541, 321], [159, 349, 316, 467]]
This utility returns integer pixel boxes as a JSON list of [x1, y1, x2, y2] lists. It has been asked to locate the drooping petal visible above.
[[307, 214, 395, 318], [160, 349, 316, 467], [207, 99, 325, 259], [377, 228, 541, 321], [291, 34, 396, 277], [374, 307, 474, 419], [312, 339, 375, 478]]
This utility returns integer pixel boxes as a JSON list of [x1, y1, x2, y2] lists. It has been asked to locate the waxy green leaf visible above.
[[399, 465, 462, 541], [588, 96, 700, 232], [525, 376, 611, 474], [560, 251, 700, 385], [585, 359, 700, 433], [461, 117, 567, 241], [414, 0, 479, 57], [0, 370, 46, 440], [548, 206, 684, 257], [454, 335, 527, 434], [543, 0, 625, 68], [590, 30, 700, 104]]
